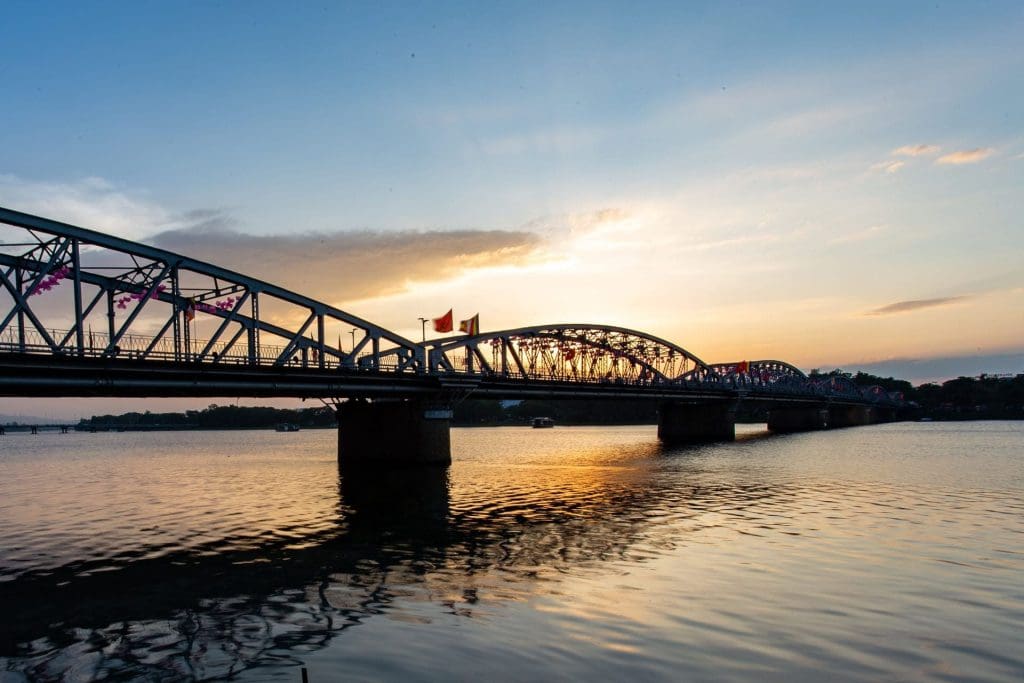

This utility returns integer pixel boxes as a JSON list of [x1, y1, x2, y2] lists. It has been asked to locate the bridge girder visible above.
[[0, 206, 425, 373], [860, 384, 900, 405], [0, 206, 907, 410], [417, 324, 715, 385], [812, 374, 882, 402], [709, 359, 808, 381]]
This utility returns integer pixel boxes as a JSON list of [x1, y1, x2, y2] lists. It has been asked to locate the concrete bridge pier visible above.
[[337, 399, 452, 466], [767, 406, 829, 433], [828, 405, 872, 429], [873, 406, 897, 423], [658, 401, 736, 444]]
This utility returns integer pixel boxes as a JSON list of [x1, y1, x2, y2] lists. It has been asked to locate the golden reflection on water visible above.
[[0, 422, 1022, 681]]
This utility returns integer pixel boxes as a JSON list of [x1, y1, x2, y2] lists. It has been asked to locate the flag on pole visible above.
[[184, 298, 196, 322], [459, 314, 479, 336], [736, 360, 749, 374], [433, 309, 454, 333]]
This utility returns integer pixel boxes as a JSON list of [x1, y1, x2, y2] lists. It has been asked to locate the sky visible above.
[[1, 1, 1022, 419]]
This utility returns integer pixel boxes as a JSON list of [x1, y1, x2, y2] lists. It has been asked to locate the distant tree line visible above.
[[79, 404, 336, 431], [79, 372, 1024, 429], [461, 371, 1024, 424], [810, 369, 1024, 419]]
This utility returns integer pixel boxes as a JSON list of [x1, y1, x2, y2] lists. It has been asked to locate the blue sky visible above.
[[1, 2, 1022, 416], [5, 2, 1020, 229]]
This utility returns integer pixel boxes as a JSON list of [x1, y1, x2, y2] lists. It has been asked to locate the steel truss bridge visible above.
[[0, 206, 902, 411]]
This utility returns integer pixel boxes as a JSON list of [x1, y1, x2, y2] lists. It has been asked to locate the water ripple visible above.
[[0, 423, 1022, 680]]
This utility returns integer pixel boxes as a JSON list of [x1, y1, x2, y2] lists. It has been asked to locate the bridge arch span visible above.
[[860, 384, 900, 405], [812, 374, 863, 399], [709, 359, 807, 381], [0, 206, 424, 372], [423, 324, 714, 384]]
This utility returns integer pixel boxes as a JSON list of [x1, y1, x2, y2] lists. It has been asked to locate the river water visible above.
[[1, 422, 1022, 681]]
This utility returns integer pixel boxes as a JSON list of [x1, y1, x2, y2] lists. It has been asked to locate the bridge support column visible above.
[[767, 407, 829, 433], [828, 405, 872, 429], [337, 399, 451, 466], [658, 402, 735, 444], [873, 406, 896, 423]]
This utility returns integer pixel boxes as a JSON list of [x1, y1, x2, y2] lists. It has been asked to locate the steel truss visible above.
[[416, 324, 716, 385], [0, 206, 906, 408], [710, 361, 901, 405], [0, 207, 424, 372], [709, 359, 812, 392]]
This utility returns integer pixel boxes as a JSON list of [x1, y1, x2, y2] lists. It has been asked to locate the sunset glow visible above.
[[1, 3, 1022, 417]]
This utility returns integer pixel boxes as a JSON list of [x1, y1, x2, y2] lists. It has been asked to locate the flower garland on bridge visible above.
[[115, 284, 168, 309], [26, 268, 238, 319], [191, 296, 238, 315], [27, 266, 72, 295]]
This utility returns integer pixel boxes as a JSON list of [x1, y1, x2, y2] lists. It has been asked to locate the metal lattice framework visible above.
[[419, 324, 715, 384], [812, 374, 866, 401], [709, 360, 807, 383], [860, 384, 901, 404], [0, 206, 907, 408], [0, 206, 424, 372]]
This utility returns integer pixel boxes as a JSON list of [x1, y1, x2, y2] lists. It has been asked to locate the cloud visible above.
[[0, 173, 565, 307], [870, 160, 905, 174], [892, 144, 940, 157], [935, 148, 995, 165], [520, 207, 630, 239], [150, 218, 545, 304], [868, 296, 969, 316], [844, 350, 1024, 385], [830, 224, 886, 245], [479, 126, 601, 156], [0, 174, 168, 240]]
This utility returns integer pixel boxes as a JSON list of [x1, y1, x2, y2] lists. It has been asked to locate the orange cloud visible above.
[[870, 160, 905, 174], [892, 144, 940, 156], [936, 148, 995, 165], [151, 217, 544, 304]]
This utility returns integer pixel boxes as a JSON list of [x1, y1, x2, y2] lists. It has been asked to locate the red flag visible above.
[[459, 314, 479, 336], [433, 309, 453, 333], [736, 360, 749, 374]]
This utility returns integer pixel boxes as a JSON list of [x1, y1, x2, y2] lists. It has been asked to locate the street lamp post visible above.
[[417, 317, 428, 342], [349, 328, 357, 353]]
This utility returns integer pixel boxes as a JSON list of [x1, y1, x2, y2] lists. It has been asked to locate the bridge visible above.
[[0, 206, 903, 463], [0, 423, 74, 435]]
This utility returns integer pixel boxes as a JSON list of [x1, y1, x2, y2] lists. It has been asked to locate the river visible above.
[[1, 422, 1022, 681]]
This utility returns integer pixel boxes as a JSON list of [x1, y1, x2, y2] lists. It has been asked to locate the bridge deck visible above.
[[0, 353, 857, 405]]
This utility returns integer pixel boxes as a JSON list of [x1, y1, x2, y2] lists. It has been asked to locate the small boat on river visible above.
[[531, 417, 555, 429], [275, 423, 300, 432]]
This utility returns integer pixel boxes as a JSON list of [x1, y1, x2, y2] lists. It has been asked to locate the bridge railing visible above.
[[0, 327, 404, 371], [0, 327, 900, 405], [429, 347, 836, 396], [0, 205, 427, 374]]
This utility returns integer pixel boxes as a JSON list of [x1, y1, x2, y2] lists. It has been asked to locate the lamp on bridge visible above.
[[417, 317, 428, 342]]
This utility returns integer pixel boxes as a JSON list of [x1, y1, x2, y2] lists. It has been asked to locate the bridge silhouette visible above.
[[0, 206, 903, 463]]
